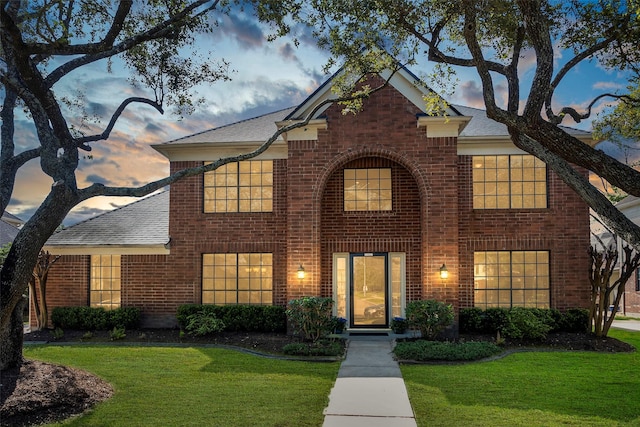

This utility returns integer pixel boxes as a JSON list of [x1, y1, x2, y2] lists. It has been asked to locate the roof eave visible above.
[[152, 140, 288, 161], [43, 244, 170, 256]]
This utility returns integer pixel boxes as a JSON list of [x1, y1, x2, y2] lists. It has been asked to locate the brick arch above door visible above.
[[317, 155, 424, 300]]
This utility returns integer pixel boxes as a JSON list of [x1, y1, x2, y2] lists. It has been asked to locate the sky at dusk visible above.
[[7, 5, 635, 226]]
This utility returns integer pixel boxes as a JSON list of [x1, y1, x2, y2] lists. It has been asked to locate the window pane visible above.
[[343, 168, 392, 211], [474, 251, 549, 308], [204, 161, 273, 213], [202, 253, 273, 306], [473, 155, 547, 210], [90, 255, 121, 310]]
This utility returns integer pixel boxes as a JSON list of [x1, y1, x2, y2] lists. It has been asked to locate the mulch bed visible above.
[[2, 329, 635, 426]]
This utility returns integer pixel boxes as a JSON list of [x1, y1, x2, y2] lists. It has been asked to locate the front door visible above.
[[350, 253, 388, 328]]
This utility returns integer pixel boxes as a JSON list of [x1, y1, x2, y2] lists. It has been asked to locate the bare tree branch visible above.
[[556, 93, 632, 124], [75, 97, 164, 147], [517, 0, 554, 121], [102, 1, 133, 48], [545, 36, 617, 123], [77, 65, 403, 201], [461, 0, 503, 118]]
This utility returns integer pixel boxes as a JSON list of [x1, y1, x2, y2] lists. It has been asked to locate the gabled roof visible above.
[[0, 219, 19, 246], [284, 66, 461, 121], [152, 70, 592, 152], [1, 211, 24, 228], [155, 108, 294, 147], [45, 191, 169, 254]]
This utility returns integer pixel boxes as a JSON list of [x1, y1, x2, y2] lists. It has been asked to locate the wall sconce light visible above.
[[297, 264, 306, 280], [439, 264, 449, 280]]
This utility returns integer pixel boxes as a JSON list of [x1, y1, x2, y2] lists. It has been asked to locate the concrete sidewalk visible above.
[[612, 319, 640, 331], [323, 335, 417, 427]]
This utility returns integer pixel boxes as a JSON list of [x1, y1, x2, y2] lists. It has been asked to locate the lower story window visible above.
[[90, 255, 121, 309], [474, 251, 549, 309], [202, 253, 273, 305]]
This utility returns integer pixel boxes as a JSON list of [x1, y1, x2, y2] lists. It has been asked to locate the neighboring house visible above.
[[42, 67, 593, 329], [1, 212, 24, 246], [591, 196, 640, 316]]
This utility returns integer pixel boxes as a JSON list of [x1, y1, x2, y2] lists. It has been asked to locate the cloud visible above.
[[279, 43, 300, 63], [456, 80, 485, 108], [88, 101, 108, 117], [85, 174, 114, 185], [593, 81, 625, 91], [216, 13, 265, 50]]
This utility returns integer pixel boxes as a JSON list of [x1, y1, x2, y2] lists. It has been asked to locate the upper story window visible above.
[[202, 253, 273, 305], [474, 250, 550, 309], [90, 255, 121, 310], [473, 155, 547, 209], [344, 168, 392, 211], [204, 160, 273, 213]]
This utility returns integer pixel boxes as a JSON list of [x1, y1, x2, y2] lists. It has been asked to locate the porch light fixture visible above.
[[297, 264, 306, 280], [439, 264, 449, 280]]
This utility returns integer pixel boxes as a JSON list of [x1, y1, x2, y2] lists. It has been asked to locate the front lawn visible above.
[[402, 329, 640, 426], [24, 345, 339, 426]]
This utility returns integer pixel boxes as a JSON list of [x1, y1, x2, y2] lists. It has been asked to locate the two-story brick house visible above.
[[41, 67, 593, 330]]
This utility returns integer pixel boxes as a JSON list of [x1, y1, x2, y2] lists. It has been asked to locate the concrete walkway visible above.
[[323, 335, 417, 427], [612, 319, 640, 331]]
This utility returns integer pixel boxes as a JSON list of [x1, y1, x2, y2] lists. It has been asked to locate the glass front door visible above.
[[350, 253, 388, 327]]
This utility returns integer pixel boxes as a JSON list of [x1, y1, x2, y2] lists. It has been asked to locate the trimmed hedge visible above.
[[394, 340, 503, 361], [176, 304, 287, 333], [51, 306, 140, 330], [459, 307, 589, 337]]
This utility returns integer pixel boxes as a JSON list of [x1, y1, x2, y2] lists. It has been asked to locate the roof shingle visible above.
[[46, 191, 169, 247]]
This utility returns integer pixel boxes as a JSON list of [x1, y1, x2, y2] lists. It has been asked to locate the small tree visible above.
[[588, 244, 640, 337], [286, 297, 334, 342], [28, 250, 60, 330], [405, 299, 454, 340]]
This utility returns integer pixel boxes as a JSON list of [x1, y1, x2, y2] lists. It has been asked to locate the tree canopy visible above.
[[258, 0, 640, 248]]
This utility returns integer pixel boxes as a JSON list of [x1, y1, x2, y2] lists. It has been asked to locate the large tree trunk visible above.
[[0, 187, 76, 371], [0, 296, 24, 370]]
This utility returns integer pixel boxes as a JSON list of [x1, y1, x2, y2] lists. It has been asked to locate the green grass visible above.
[[402, 329, 640, 426], [24, 345, 340, 426]]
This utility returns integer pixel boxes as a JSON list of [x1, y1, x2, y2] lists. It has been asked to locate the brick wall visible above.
[[33, 255, 89, 327], [287, 76, 459, 307], [457, 156, 591, 310], [625, 272, 640, 315], [168, 158, 288, 308]]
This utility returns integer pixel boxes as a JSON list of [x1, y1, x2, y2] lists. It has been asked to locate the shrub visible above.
[[484, 308, 510, 334], [286, 297, 334, 342], [282, 339, 344, 356], [109, 326, 127, 340], [184, 312, 226, 336], [108, 307, 141, 329], [52, 327, 64, 340], [405, 300, 454, 340], [394, 340, 503, 361], [559, 308, 589, 333], [51, 306, 141, 330], [459, 308, 486, 333], [503, 307, 552, 341], [176, 304, 286, 333], [52, 307, 80, 329]]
